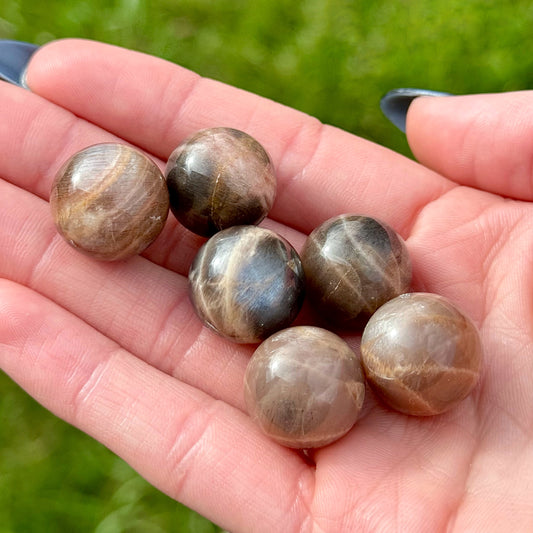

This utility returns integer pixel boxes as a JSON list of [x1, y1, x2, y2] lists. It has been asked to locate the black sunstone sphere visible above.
[[301, 214, 412, 328], [188, 225, 305, 343], [165, 127, 276, 237]]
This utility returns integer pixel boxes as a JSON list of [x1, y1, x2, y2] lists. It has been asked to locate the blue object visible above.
[[0, 39, 39, 88], [380, 88, 451, 133]]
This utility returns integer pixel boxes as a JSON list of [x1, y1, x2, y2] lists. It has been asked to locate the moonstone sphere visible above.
[[244, 326, 366, 448], [301, 214, 412, 328], [50, 143, 169, 261], [188, 226, 305, 343], [165, 127, 276, 237], [361, 293, 482, 416]]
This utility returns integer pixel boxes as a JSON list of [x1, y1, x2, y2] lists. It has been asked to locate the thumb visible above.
[[403, 90, 533, 201]]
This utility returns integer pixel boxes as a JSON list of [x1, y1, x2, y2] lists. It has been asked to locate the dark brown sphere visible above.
[[301, 214, 412, 328], [188, 226, 305, 344], [361, 293, 482, 416], [244, 326, 365, 448], [50, 143, 169, 261], [165, 127, 276, 237]]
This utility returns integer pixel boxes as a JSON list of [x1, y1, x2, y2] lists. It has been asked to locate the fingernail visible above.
[[0, 39, 39, 88], [380, 88, 451, 133]]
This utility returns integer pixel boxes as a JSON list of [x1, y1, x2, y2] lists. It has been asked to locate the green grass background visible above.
[[1, 1, 533, 531]]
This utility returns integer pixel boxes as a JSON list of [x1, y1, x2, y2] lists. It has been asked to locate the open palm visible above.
[[1, 40, 532, 532]]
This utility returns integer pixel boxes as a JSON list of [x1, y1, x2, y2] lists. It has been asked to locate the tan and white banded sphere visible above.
[[244, 326, 366, 448], [50, 143, 169, 261], [361, 293, 482, 416]]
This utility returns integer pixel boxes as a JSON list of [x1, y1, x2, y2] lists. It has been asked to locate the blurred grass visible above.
[[1, 0, 533, 531], [0, 374, 220, 533], [3, 0, 533, 156]]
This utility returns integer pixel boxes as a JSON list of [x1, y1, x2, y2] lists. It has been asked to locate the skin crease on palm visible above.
[[0, 39, 533, 533]]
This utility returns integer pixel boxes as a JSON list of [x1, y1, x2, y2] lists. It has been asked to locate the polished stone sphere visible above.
[[50, 143, 169, 261], [244, 326, 365, 448], [301, 214, 412, 328], [188, 226, 305, 343], [361, 293, 482, 416], [165, 127, 276, 237]]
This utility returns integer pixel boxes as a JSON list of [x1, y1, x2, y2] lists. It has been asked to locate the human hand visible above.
[[1, 39, 532, 532]]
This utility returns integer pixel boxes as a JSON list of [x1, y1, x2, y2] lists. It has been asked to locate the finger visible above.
[[406, 91, 533, 200], [0, 82, 302, 270], [0, 176, 264, 408], [0, 279, 313, 533], [23, 39, 453, 235], [0, 80, 138, 200]]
